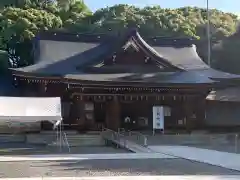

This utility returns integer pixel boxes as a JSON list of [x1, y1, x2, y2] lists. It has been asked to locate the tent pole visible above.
[[56, 124, 58, 151], [58, 124, 60, 152], [60, 121, 62, 152]]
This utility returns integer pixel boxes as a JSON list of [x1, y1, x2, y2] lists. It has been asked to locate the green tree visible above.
[[88, 5, 238, 39], [0, 50, 8, 75], [0, 3, 239, 71], [58, 0, 92, 32], [59, 0, 91, 24], [212, 25, 240, 74], [0, 7, 62, 67]]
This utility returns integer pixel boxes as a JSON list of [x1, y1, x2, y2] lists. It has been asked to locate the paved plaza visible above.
[[1, 142, 240, 179], [149, 145, 240, 171], [0, 158, 239, 178], [0, 143, 129, 155], [2, 176, 240, 180]]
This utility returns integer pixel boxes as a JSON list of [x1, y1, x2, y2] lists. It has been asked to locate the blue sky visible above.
[[85, 0, 239, 14]]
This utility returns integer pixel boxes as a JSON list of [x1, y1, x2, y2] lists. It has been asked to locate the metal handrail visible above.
[[127, 130, 148, 147], [117, 128, 148, 147], [118, 128, 126, 134], [101, 128, 127, 148], [62, 132, 71, 153], [101, 128, 148, 148]]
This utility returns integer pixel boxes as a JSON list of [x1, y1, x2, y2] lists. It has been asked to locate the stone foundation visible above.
[[0, 122, 41, 134]]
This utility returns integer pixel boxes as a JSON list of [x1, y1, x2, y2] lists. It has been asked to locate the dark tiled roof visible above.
[[35, 30, 116, 43], [152, 45, 209, 70], [11, 29, 240, 85], [63, 69, 240, 85], [64, 71, 216, 85], [14, 42, 111, 75]]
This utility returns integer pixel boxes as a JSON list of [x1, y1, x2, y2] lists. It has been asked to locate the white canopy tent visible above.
[[0, 96, 62, 127], [0, 96, 69, 152]]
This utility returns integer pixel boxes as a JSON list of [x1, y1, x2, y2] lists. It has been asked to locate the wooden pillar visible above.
[[72, 97, 86, 130], [184, 97, 193, 133], [195, 96, 206, 129], [105, 103, 111, 129], [106, 96, 121, 130]]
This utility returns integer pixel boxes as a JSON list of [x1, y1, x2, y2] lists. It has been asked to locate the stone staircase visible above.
[[31, 131, 105, 147], [59, 134, 104, 147]]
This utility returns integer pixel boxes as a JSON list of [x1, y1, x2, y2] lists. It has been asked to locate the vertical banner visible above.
[[153, 106, 164, 130]]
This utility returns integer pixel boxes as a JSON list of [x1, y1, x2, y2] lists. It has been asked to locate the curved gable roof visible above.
[[32, 29, 210, 71], [11, 29, 240, 85]]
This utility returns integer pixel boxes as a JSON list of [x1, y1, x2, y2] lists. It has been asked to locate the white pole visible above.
[[144, 136, 147, 147], [152, 129, 155, 136], [58, 124, 60, 152], [56, 124, 58, 148], [235, 134, 238, 153], [60, 121, 62, 152], [207, 0, 211, 66]]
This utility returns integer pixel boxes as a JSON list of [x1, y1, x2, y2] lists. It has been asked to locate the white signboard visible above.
[[152, 106, 164, 130]]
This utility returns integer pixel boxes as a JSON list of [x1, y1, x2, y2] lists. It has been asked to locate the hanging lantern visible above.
[[112, 55, 116, 62]]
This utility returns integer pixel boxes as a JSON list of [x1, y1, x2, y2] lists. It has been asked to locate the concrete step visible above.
[[65, 135, 104, 146], [49, 134, 104, 147], [41, 130, 78, 135], [27, 134, 56, 145]]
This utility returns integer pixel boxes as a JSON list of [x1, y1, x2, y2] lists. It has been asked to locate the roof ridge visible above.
[[35, 29, 197, 46], [132, 31, 183, 71], [35, 30, 117, 43], [146, 37, 196, 47]]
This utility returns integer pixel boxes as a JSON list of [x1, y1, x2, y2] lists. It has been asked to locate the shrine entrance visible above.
[[94, 102, 107, 125], [120, 101, 151, 130], [60, 92, 207, 132]]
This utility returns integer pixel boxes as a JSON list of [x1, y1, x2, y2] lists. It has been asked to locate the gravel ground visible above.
[[0, 143, 129, 155], [0, 159, 239, 178]]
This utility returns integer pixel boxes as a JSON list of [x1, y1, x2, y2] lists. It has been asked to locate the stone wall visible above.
[[0, 122, 41, 134]]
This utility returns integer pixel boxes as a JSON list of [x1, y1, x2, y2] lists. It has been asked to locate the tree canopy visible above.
[[0, 1, 239, 74]]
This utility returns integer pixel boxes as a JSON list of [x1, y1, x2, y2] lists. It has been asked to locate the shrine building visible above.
[[10, 29, 240, 132]]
